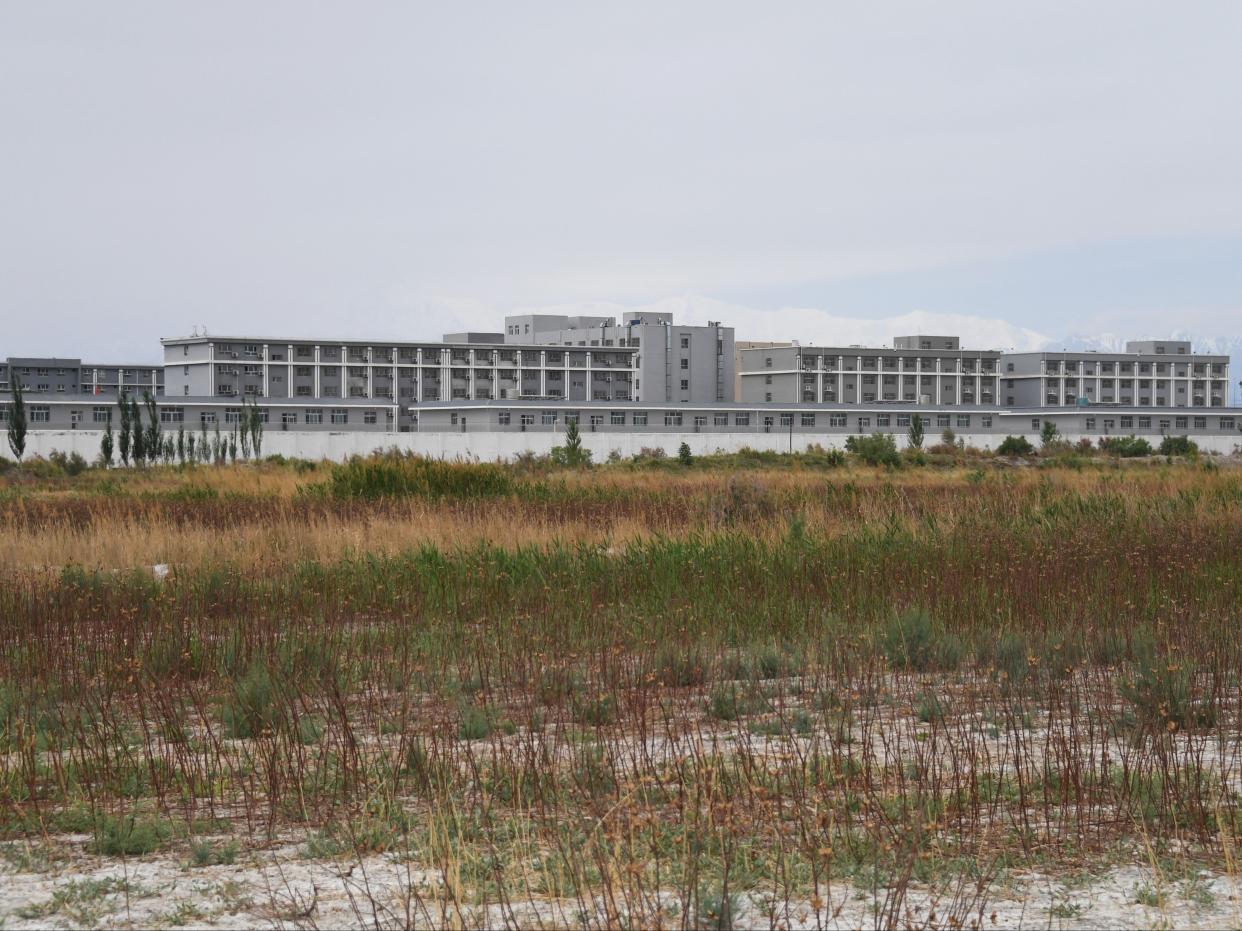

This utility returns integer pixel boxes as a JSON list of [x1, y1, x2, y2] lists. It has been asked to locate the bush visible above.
[[94, 814, 171, 856], [221, 662, 278, 739], [996, 435, 1034, 456], [1099, 434, 1153, 457], [1159, 435, 1198, 457], [878, 609, 962, 672], [323, 452, 514, 500], [48, 450, 89, 476], [844, 432, 900, 467]]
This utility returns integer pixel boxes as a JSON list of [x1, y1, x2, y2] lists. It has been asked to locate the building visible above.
[[504, 311, 734, 404], [0, 357, 163, 398], [733, 341, 792, 401], [1000, 341, 1230, 408], [407, 399, 1242, 444], [739, 336, 1001, 406], [159, 334, 638, 431]]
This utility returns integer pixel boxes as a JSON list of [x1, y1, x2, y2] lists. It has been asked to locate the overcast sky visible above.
[[2, 3, 1240, 360]]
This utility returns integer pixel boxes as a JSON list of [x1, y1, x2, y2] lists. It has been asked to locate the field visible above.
[[1, 450, 1241, 928]]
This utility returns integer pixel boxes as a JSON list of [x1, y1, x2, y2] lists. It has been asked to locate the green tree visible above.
[[99, 415, 114, 467], [186, 432, 196, 463], [239, 399, 251, 459], [550, 418, 592, 467], [1040, 420, 1059, 449], [6, 376, 26, 462], [249, 402, 264, 458], [143, 390, 161, 464], [907, 413, 924, 450], [678, 442, 693, 466], [131, 396, 146, 465], [176, 425, 185, 465], [118, 392, 132, 466]]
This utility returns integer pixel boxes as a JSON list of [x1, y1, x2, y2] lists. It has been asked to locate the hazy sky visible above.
[[2, 3, 1241, 360]]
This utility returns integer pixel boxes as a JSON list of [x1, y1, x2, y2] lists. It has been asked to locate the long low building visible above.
[[7, 394, 1238, 442], [407, 400, 1242, 441]]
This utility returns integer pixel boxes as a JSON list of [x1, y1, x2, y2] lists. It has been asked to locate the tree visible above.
[[213, 423, 223, 465], [907, 413, 924, 450], [99, 416, 114, 467], [143, 390, 161, 464], [1040, 420, 1059, 449], [239, 400, 251, 459], [186, 432, 197, 463], [678, 442, 693, 466], [6, 376, 26, 462], [550, 418, 591, 467], [997, 435, 1035, 456], [176, 425, 185, 465], [131, 396, 146, 465], [249, 402, 264, 458], [228, 432, 237, 463], [118, 393, 132, 466]]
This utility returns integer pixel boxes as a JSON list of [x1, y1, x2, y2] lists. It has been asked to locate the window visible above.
[[876, 414, 891, 427], [714, 413, 728, 426], [857, 416, 871, 429], [225, 408, 242, 424], [200, 412, 217, 426], [936, 414, 950, 427], [1085, 417, 1095, 431], [520, 413, 534, 426], [763, 416, 774, 428], [541, 411, 557, 425], [282, 412, 298, 426], [633, 412, 648, 426], [1175, 416, 1188, 430], [30, 406, 50, 423], [680, 379, 689, 391], [611, 411, 626, 426], [304, 409, 323, 424], [1120, 416, 1133, 429], [680, 358, 688, 369], [829, 414, 847, 427], [764, 374, 773, 385], [1138, 417, 1151, 430], [92, 406, 111, 423], [331, 409, 349, 425], [589, 414, 604, 427], [780, 413, 794, 427], [1193, 417, 1206, 429], [1218, 417, 1234, 430], [664, 412, 683, 426], [693, 415, 707, 428], [1103, 419, 1115, 431], [183, 344, 189, 356], [896, 414, 911, 427], [764, 357, 773, 368], [1159, 419, 1170, 432], [956, 415, 970, 428], [680, 336, 690, 349], [981, 416, 992, 428], [1031, 418, 1041, 431], [801, 413, 815, 427], [159, 406, 184, 423]]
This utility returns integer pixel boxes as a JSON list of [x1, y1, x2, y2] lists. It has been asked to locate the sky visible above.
[[2, 2, 1241, 361]]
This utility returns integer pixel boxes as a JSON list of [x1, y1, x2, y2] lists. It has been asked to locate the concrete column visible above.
[[262, 343, 269, 398], [540, 350, 547, 397], [313, 346, 320, 398], [209, 344, 216, 397], [340, 346, 347, 399]]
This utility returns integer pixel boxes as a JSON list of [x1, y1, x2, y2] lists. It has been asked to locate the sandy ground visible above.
[[1, 835, 1239, 929]]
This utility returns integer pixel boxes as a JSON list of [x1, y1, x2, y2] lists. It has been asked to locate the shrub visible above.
[[996, 435, 1034, 456], [678, 442, 693, 466], [1099, 435, 1153, 457], [878, 610, 962, 672], [221, 662, 278, 739], [93, 814, 171, 856], [844, 432, 900, 467], [1158, 435, 1197, 457], [324, 452, 514, 500]]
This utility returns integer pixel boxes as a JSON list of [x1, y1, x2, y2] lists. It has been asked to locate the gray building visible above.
[[1001, 340, 1230, 408], [739, 337, 1001, 406], [0, 393, 393, 434], [407, 399, 1242, 443], [160, 334, 637, 431], [0, 357, 163, 398], [504, 311, 734, 404]]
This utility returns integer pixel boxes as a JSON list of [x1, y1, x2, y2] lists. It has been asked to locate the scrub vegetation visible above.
[[0, 451, 1240, 927]]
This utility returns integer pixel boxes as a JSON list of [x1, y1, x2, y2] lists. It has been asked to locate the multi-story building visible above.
[[739, 336, 1001, 406], [160, 334, 638, 431], [504, 311, 734, 404], [0, 357, 163, 398], [1001, 341, 1230, 408]]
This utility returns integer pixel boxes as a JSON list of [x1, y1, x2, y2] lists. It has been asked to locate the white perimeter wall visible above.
[[19, 430, 1242, 463]]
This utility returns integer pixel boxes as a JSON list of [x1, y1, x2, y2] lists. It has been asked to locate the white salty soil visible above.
[[1, 836, 1239, 930]]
